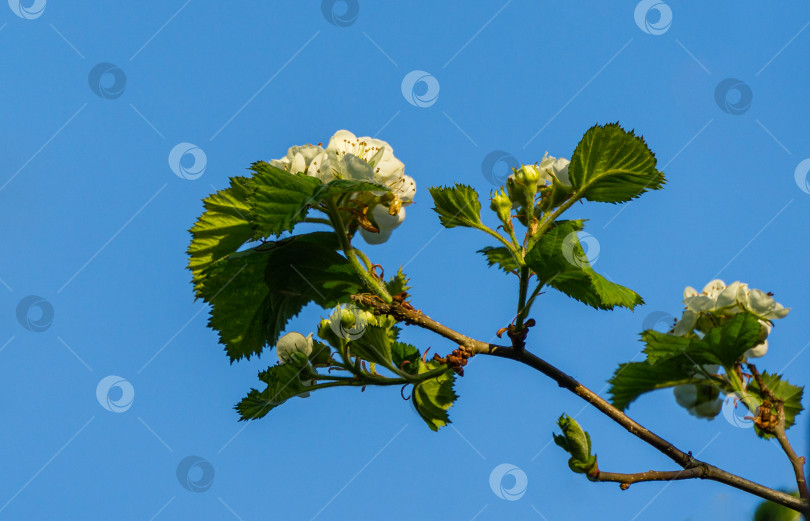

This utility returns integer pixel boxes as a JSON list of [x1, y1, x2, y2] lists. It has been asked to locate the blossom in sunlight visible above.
[[276, 331, 313, 362], [359, 204, 406, 245], [270, 144, 325, 174]]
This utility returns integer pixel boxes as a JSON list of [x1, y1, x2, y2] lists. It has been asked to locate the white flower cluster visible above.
[[270, 130, 416, 244], [671, 279, 789, 419]]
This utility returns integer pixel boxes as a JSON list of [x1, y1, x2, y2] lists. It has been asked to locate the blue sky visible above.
[[1, 1, 809, 519]]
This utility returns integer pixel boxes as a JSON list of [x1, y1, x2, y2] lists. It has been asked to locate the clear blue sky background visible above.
[[1, 1, 809, 520]]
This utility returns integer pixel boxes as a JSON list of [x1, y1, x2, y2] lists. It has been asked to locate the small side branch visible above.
[[593, 467, 705, 490]]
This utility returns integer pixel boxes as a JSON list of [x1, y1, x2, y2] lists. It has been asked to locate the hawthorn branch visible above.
[[748, 364, 809, 499], [353, 293, 809, 514]]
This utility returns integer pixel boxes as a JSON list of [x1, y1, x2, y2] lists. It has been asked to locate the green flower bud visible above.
[[489, 188, 512, 225], [515, 164, 541, 194], [340, 308, 357, 330], [317, 318, 341, 349]]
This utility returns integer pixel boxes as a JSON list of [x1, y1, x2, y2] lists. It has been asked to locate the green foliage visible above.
[[236, 353, 312, 420], [478, 246, 519, 273], [568, 123, 665, 204], [428, 184, 483, 229], [199, 232, 363, 361], [391, 341, 420, 375], [553, 414, 598, 475], [386, 267, 411, 295], [525, 220, 642, 310], [753, 492, 802, 521], [747, 372, 805, 438], [249, 162, 322, 238], [412, 359, 458, 431], [608, 357, 697, 411]]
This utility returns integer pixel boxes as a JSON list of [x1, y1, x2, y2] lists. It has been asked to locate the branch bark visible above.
[[592, 467, 704, 489], [353, 294, 810, 514]]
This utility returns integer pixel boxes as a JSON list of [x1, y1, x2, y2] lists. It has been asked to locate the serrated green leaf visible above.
[[608, 357, 697, 411], [525, 220, 643, 310], [641, 330, 693, 365], [747, 371, 804, 438], [199, 232, 363, 361], [568, 123, 665, 204], [249, 162, 322, 238], [391, 341, 420, 374], [478, 246, 519, 273], [235, 359, 311, 420], [348, 325, 394, 366], [412, 360, 457, 431], [385, 267, 411, 296], [188, 176, 255, 295], [428, 184, 483, 229]]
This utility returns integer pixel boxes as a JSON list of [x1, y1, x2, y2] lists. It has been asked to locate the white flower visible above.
[[538, 152, 571, 187], [673, 378, 723, 419], [672, 309, 698, 337], [359, 205, 406, 245], [745, 320, 771, 359], [270, 144, 324, 174], [276, 332, 313, 363], [744, 289, 790, 320], [307, 130, 416, 204]]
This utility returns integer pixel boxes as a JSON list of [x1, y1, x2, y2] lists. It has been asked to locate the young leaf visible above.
[[412, 360, 457, 431], [478, 246, 519, 273], [386, 267, 411, 296], [747, 371, 804, 438], [188, 176, 255, 294], [348, 325, 394, 366], [568, 123, 665, 204], [235, 358, 311, 420], [391, 341, 420, 375], [428, 184, 483, 229], [553, 414, 598, 475], [525, 220, 643, 310]]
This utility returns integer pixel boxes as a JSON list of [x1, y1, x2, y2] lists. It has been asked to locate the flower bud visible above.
[[489, 188, 512, 225]]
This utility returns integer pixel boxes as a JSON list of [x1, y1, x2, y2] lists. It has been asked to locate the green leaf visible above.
[[249, 162, 322, 239], [568, 123, 665, 204], [428, 184, 483, 229], [199, 232, 363, 361], [525, 220, 643, 310], [385, 267, 411, 296], [747, 372, 804, 438], [553, 414, 598, 475], [188, 176, 255, 295], [478, 246, 519, 273], [348, 325, 394, 366], [412, 360, 457, 431], [608, 357, 697, 411], [391, 341, 420, 375], [236, 356, 311, 420]]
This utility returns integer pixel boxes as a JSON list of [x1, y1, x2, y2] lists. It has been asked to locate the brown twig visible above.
[[353, 293, 809, 514], [593, 467, 705, 490]]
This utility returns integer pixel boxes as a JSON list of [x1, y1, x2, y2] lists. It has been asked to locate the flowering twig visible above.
[[354, 294, 809, 514]]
